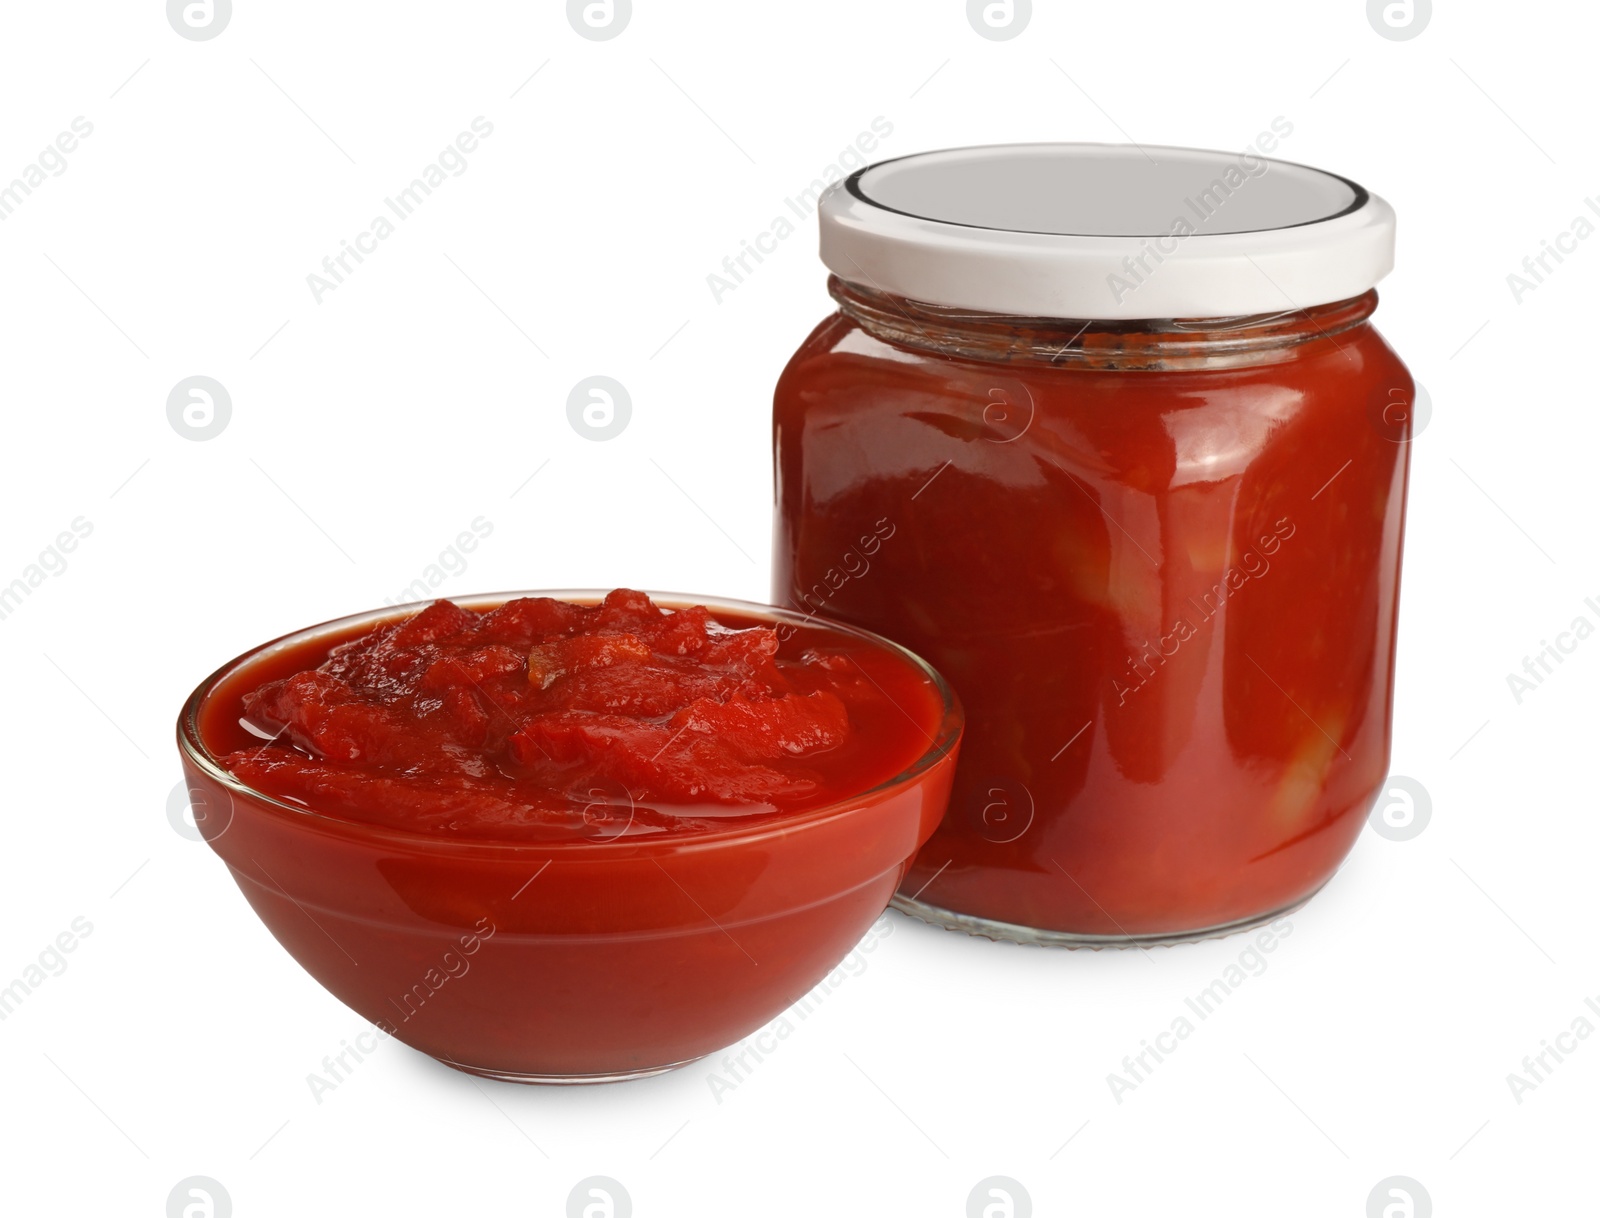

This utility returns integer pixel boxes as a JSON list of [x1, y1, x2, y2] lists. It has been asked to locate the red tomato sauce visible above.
[[203, 589, 942, 841]]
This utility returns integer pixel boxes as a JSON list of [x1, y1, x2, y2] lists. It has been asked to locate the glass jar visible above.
[[773, 144, 1414, 945]]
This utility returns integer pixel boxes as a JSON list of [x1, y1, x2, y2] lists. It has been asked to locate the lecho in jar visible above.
[[773, 144, 1414, 945]]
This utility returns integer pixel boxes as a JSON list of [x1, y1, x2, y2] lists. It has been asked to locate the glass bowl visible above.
[[176, 591, 961, 1083]]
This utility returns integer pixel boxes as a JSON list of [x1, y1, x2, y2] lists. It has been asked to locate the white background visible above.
[[1, 1, 1594, 1214]]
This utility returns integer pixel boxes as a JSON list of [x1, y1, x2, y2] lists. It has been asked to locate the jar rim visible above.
[[828, 276, 1379, 371]]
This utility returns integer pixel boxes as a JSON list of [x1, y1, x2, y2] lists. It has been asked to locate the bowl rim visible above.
[[176, 589, 963, 856]]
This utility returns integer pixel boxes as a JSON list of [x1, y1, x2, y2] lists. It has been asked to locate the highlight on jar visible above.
[[774, 142, 1415, 947], [176, 590, 960, 1084]]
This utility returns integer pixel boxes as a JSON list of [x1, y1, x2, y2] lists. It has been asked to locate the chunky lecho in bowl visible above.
[[177, 590, 961, 1083]]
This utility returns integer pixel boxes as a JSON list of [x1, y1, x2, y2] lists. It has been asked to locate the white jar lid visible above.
[[817, 143, 1395, 321]]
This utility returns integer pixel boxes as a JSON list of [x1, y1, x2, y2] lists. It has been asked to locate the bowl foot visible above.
[[438, 1053, 708, 1085]]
